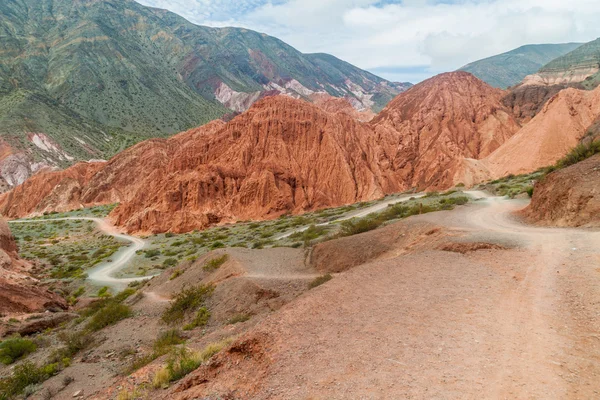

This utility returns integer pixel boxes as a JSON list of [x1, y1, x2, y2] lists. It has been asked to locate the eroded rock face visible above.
[[501, 84, 577, 124], [0, 72, 528, 233], [109, 96, 405, 233], [484, 85, 600, 177], [0, 219, 67, 315], [0, 161, 105, 218], [523, 154, 600, 227], [371, 71, 521, 189]]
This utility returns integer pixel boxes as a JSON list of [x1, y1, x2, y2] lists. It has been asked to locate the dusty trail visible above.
[[10, 217, 152, 290], [185, 192, 600, 399]]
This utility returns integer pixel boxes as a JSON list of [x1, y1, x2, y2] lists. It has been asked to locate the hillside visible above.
[[0, 0, 409, 189], [522, 38, 600, 87], [459, 43, 582, 89], [0, 72, 522, 233]]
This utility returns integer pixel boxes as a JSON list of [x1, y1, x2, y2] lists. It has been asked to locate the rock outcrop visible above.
[[371, 71, 521, 189], [484, 85, 600, 177], [522, 154, 600, 227], [0, 72, 529, 233], [0, 219, 67, 315]]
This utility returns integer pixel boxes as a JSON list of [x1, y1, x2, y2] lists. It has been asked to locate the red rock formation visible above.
[[110, 96, 404, 233], [0, 219, 66, 315], [484, 85, 600, 177], [0, 72, 529, 233], [522, 154, 600, 227], [310, 93, 376, 122], [0, 161, 105, 217], [371, 71, 521, 189]]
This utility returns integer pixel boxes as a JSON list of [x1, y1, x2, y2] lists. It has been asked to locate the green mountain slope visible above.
[[536, 38, 600, 89], [0, 0, 409, 188], [459, 43, 582, 88]]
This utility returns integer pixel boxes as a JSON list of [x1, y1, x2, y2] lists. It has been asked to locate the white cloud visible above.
[[135, 0, 600, 82]]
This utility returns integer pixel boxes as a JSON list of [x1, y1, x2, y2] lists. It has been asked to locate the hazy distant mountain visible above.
[[459, 43, 582, 89]]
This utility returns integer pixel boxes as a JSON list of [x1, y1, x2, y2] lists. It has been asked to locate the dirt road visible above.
[[175, 193, 600, 399], [11, 217, 151, 290]]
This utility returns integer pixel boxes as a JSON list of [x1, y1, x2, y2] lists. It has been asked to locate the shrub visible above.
[[87, 303, 132, 332], [227, 313, 251, 325], [183, 308, 211, 331], [153, 330, 185, 354], [161, 285, 214, 325], [0, 337, 37, 365], [526, 186, 534, 198], [0, 361, 46, 399], [152, 339, 232, 389], [144, 249, 161, 258], [308, 274, 333, 289], [52, 331, 94, 361], [202, 255, 228, 272], [97, 286, 110, 297], [210, 241, 225, 250], [162, 258, 177, 268], [339, 217, 382, 236], [170, 270, 183, 280], [555, 140, 600, 170]]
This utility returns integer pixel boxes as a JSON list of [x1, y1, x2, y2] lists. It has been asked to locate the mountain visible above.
[[0, 0, 410, 190], [0, 72, 522, 233], [459, 43, 582, 89], [371, 72, 520, 188], [522, 38, 600, 88]]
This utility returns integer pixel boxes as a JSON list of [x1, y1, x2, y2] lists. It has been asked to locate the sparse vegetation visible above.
[[553, 140, 600, 171], [308, 274, 333, 289], [87, 303, 133, 332], [0, 337, 37, 365], [183, 308, 211, 331], [161, 285, 214, 325], [202, 254, 228, 272], [227, 313, 251, 325], [152, 338, 233, 389]]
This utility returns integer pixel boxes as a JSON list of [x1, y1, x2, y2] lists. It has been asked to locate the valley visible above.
[[1, 186, 598, 399], [0, 1, 599, 399]]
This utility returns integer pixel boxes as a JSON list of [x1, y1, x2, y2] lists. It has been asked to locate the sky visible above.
[[136, 0, 600, 83]]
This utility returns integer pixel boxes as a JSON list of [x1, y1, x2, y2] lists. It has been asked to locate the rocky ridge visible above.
[[0, 73, 521, 233]]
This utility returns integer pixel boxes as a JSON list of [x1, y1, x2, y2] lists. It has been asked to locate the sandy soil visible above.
[[171, 193, 600, 399]]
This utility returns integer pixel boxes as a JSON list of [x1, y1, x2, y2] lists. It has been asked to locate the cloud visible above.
[[135, 0, 600, 83]]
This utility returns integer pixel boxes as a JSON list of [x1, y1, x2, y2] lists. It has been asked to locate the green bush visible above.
[[0, 361, 47, 400], [227, 313, 251, 325], [202, 255, 228, 272], [183, 307, 211, 331], [163, 258, 177, 268], [554, 140, 600, 170], [340, 217, 382, 236], [153, 330, 185, 354], [161, 285, 214, 325], [87, 303, 132, 332], [308, 274, 333, 289], [0, 338, 37, 365], [526, 186, 534, 198]]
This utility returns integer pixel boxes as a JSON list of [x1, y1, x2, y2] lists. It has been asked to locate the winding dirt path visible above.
[[10, 217, 152, 290], [176, 193, 600, 399]]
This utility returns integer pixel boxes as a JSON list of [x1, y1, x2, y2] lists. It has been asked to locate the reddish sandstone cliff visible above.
[[0, 219, 66, 315], [0, 72, 561, 234], [371, 71, 521, 189], [522, 154, 600, 227]]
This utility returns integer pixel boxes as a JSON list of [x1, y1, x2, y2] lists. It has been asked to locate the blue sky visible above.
[[136, 0, 600, 83]]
